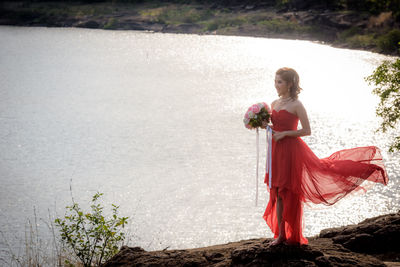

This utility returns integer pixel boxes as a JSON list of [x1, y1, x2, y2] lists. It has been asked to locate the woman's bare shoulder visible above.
[[292, 99, 308, 115], [293, 99, 305, 108]]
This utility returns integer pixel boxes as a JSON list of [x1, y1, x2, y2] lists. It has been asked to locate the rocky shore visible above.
[[103, 211, 400, 266], [1, 1, 399, 55]]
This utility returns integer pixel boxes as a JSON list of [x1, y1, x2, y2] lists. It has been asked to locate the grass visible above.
[[0, 185, 134, 267], [377, 29, 400, 53], [0, 210, 132, 267], [257, 19, 312, 33], [336, 27, 375, 48], [132, 2, 312, 36], [0, 208, 74, 267], [335, 25, 400, 54], [104, 17, 119, 29], [138, 4, 215, 24], [346, 34, 376, 48]]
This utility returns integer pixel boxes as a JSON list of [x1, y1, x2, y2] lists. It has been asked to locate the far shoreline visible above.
[[1, 1, 399, 56]]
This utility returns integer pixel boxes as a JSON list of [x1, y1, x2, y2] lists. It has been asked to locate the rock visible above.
[[342, 233, 375, 252], [244, 5, 255, 11], [76, 20, 101, 29], [103, 212, 400, 266], [162, 23, 202, 34], [231, 242, 323, 266], [61, 18, 79, 27], [203, 251, 225, 263], [315, 254, 385, 267], [321, 211, 400, 254]]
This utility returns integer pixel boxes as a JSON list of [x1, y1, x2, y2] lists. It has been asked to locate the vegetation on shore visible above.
[[367, 56, 400, 152], [1, 0, 399, 55], [1, 192, 129, 267], [55, 192, 128, 266]]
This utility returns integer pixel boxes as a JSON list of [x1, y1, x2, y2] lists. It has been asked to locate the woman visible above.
[[263, 67, 388, 246]]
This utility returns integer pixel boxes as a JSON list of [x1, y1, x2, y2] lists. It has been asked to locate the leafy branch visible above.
[[366, 56, 400, 152], [54, 192, 129, 267]]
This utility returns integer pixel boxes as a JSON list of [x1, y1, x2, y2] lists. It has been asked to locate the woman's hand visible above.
[[273, 131, 286, 142]]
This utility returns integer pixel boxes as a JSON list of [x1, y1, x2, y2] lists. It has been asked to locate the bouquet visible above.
[[243, 102, 271, 129], [244, 102, 273, 206]]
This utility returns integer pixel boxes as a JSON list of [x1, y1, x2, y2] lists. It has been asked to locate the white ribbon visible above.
[[266, 126, 273, 189], [255, 128, 259, 206], [255, 126, 273, 206]]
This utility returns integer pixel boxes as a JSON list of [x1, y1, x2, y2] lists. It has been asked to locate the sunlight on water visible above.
[[0, 26, 398, 253]]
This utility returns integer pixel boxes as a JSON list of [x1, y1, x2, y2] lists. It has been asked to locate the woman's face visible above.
[[275, 74, 290, 97]]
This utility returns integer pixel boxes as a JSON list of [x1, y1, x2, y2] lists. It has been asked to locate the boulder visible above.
[[104, 212, 400, 266], [320, 211, 400, 254]]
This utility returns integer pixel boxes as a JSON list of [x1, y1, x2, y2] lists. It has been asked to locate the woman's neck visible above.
[[280, 94, 291, 101], [280, 88, 291, 98]]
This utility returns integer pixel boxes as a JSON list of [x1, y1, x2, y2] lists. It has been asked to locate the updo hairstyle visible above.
[[276, 67, 302, 99]]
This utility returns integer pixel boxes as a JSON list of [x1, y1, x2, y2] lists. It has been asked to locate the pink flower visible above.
[[245, 112, 249, 119], [262, 102, 271, 113], [251, 104, 260, 114]]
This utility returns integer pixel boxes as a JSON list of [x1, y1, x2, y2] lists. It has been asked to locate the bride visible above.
[[262, 67, 388, 245]]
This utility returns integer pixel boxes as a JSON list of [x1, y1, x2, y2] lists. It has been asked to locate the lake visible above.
[[0, 26, 399, 254]]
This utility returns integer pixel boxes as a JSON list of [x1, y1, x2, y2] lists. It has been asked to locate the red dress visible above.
[[263, 109, 389, 245]]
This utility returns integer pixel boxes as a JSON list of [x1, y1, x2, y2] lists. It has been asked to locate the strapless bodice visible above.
[[271, 109, 299, 131]]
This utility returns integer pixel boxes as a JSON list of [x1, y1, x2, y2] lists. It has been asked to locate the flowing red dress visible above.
[[263, 109, 389, 245]]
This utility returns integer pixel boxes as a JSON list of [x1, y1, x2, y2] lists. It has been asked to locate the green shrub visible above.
[[377, 29, 400, 54], [156, 6, 214, 24], [204, 21, 218, 31], [55, 192, 128, 267], [366, 57, 400, 151], [346, 34, 376, 48], [258, 19, 308, 33], [219, 17, 246, 27], [337, 26, 362, 41], [104, 18, 118, 29]]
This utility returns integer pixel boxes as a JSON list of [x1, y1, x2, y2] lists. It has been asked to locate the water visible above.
[[0, 26, 399, 254]]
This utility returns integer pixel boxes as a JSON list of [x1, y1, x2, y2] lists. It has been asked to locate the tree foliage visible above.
[[377, 29, 400, 54], [55, 192, 129, 267], [366, 56, 400, 152]]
